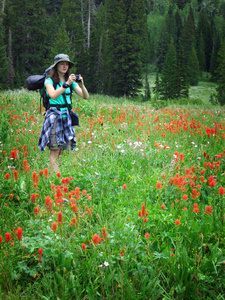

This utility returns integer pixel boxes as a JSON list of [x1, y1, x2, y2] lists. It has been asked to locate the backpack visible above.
[[26, 66, 51, 92]]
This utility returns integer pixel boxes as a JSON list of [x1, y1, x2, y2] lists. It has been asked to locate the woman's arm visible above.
[[74, 75, 89, 100], [74, 84, 89, 100], [45, 83, 67, 100]]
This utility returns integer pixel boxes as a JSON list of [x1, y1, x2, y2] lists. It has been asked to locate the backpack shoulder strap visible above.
[[60, 83, 73, 111], [69, 85, 73, 103], [53, 81, 58, 89]]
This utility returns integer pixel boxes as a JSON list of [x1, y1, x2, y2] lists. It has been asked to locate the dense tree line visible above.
[[0, 0, 225, 102], [149, 0, 225, 103]]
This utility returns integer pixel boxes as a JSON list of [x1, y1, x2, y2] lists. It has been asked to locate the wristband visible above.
[[63, 82, 70, 88]]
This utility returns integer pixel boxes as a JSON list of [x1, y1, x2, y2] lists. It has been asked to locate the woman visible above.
[[38, 53, 89, 173]]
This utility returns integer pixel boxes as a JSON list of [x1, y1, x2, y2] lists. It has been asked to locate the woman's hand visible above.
[[67, 74, 83, 86], [67, 74, 75, 85]]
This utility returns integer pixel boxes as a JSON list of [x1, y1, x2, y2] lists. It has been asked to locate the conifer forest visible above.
[[1, 0, 225, 100]]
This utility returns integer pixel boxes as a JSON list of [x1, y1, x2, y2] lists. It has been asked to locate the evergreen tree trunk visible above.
[[87, 0, 91, 49], [143, 73, 151, 101], [85, 2, 105, 93], [7, 28, 14, 89], [0, 10, 8, 90], [1, 0, 5, 13]]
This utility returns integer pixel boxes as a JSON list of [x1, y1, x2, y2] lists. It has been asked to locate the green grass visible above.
[[0, 81, 224, 299]]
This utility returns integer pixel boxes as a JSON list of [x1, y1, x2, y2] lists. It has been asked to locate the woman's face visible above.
[[57, 61, 69, 74]]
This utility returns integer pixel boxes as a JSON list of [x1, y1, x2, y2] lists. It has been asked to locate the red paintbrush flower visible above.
[[219, 186, 224, 195], [16, 227, 23, 241], [5, 173, 10, 179], [175, 219, 181, 226], [57, 211, 63, 225], [13, 170, 19, 180], [51, 222, 58, 232], [92, 234, 100, 245], [204, 205, 213, 215], [5, 232, 12, 242], [156, 181, 163, 189]]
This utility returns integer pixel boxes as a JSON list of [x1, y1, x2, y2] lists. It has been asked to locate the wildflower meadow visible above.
[[0, 86, 224, 299]]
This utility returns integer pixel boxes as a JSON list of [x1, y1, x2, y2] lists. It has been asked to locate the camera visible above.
[[75, 74, 81, 82]]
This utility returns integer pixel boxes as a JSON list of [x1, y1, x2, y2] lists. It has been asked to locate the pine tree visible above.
[[156, 18, 171, 71], [165, 5, 176, 42], [216, 42, 225, 105], [155, 41, 189, 100], [187, 46, 199, 86], [49, 20, 74, 67], [220, 1, 225, 18], [221, 19, 225, 42], [42, 0, 63, 15], [196, 32, 206, 75], [156, 41, 178, 100], [103, 0, 147, 98], [180, 6, 196, 67], [123, 0, 148, 97], [59, 0, 85, 52], [5, 0, 50, 85], [172, 0, 190, 10], [197, 0, 203, 11], [175, 43, 189, 98], [174, 9, 183, 49], [197, 9, 213, 72], [210, 28, 221, 81], [103, 0, 127, 96]]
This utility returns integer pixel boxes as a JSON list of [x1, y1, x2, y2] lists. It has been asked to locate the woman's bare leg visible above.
[[49, 149, 61, 173]]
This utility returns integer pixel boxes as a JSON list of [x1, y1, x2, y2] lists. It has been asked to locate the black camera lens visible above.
[[75, 75, 81, 82]]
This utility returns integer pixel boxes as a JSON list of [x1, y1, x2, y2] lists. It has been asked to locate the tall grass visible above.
[[0, 81, 224, 299]]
